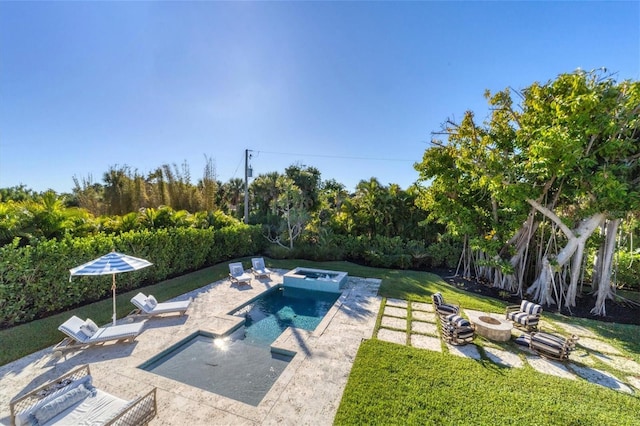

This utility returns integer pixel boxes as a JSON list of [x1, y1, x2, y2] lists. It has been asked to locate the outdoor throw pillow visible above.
[[146, 295, 158, 309], [85, 319, 99, 333], [33, 384, 92, 424], [79, 322, 96, 337]]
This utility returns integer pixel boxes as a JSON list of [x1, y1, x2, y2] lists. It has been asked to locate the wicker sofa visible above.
[[10, 365, 156, 426]]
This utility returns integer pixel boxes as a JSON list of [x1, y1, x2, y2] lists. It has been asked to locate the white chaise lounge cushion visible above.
[[130, 292, 191, 315], [58, 315, 145, 344]]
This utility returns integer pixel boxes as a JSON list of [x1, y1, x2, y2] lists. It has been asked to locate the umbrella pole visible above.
[[112, 274, 117, 326]]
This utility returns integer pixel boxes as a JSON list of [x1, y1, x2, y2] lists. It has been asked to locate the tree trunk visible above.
[[525, 199, 605, 306], [591, 219, 621, 316]]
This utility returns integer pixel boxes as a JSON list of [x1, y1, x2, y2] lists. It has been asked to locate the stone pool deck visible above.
[[0, 270, 382, 425]]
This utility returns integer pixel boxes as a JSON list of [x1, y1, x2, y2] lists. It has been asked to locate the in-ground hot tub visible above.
[[283, 267, 348, 293]]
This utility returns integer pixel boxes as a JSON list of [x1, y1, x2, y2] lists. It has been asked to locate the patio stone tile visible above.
[[380, 315, 407, 330], [411, 302, 433, 312], [526, 356, 576, 380], [626, 375, 640, 390], [447, 343, 481, 360], [412, 310, 437, 323], [592, 353, 640, 374], [411, 321, 438, 335], [555, 323, 598, 339], [570, 364, 634, 394], [377, 328, 407, 345], [386, 298, 408, 308], [410, 334, 442, 352], [484, 347, 524, 368], [577, 338, 622, 355], [383, 306, 407, 318]]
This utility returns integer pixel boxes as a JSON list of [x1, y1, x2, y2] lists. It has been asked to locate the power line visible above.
[[253, 150, 414, 163]]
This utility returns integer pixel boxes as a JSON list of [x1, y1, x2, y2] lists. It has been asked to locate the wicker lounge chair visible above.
[[251, 257, 272, 279], [10, 364, 156, 426], [54, 315, 145, 354], [130, 292, 191, 318], [229, 262, 252, 286], [506, 300, 542, 331]]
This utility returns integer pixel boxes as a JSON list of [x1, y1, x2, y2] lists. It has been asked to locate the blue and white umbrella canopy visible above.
[[70, 251, 152, 325]]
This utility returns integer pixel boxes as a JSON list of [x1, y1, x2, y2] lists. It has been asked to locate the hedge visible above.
[[0, 223, 265, 327]]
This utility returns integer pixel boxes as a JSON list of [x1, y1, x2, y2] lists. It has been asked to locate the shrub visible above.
[[0, 224, 265, 328]]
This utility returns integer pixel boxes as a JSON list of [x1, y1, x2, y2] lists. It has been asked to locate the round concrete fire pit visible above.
[[473, 315, 512, 341]]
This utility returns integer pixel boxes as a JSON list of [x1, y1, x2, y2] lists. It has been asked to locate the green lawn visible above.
[[2, 260, 639, 424], [334, 340, 640, 425]]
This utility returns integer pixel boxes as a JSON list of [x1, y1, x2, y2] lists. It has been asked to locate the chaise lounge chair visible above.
[[10, 364, 156, 426], [54, 315, 145, 354], [130, 292, 191, 318], [229, 262, 252, 286], [251, 257, 272, 279]]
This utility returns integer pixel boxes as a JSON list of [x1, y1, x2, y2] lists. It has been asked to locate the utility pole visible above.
[[244, 149, 251, 224]]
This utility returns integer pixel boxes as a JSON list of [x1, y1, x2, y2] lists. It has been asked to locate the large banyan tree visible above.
[[415, 70, 640, 316]]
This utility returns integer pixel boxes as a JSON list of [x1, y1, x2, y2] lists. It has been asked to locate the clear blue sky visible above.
[[1, 1, 638, 194]]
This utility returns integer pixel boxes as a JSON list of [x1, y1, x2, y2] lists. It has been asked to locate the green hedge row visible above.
[[264, 233, 461, 270], [0, 223, 265, 327]]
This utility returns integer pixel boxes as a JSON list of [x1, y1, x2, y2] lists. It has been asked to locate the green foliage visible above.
[[0, 224, 265, 327], [424, 234, 462, 268], [614, 251, 640, 291]]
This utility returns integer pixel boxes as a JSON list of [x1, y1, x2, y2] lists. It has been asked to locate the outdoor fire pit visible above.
[[468, 313, 513, 342]]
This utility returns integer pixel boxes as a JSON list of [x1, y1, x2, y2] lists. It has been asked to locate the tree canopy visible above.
[[415, 69, 640, 315]]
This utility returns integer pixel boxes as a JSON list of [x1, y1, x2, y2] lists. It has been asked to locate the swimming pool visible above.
[[233, 286, 340, 346], [139, 286, 341, 406]]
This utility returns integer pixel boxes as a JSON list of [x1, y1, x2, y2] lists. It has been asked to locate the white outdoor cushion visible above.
[[33, 384, 92, 424], [145, 295, 158, 309], [79, 323, 96, 337], [85, 319, 99, 333]]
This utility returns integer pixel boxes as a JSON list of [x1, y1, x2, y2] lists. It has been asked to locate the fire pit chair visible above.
[[431, 292, 460, 317], [505, 300, 542, 331], [529, 331, 578, 361], [440, 313, 475, 345]]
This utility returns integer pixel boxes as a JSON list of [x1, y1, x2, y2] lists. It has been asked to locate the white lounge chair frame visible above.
[[251, 257, 272, 278], [229, 262, 252, 286], [54, 315, 145, 353], [130, 292, 191, 318], [10, 364, 156, 426]]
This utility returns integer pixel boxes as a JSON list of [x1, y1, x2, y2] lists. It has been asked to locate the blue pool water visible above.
[[140, 286, 340, 406], [236, 287, 340, 346]]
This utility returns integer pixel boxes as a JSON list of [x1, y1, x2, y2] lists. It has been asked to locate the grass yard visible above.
[[334, 340, 640, 425], [2, 259, 639, 425]]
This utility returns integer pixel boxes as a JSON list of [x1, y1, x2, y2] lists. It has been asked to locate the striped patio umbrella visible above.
[[70, 251, 153, 326]]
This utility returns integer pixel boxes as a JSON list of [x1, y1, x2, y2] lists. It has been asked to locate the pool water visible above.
[[238, 287, 340, 346], [140, 332, 292, 406], [140, 286, 340, 406]]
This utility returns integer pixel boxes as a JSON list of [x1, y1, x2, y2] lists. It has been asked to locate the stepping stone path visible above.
[[375, 297, 638, 394]]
